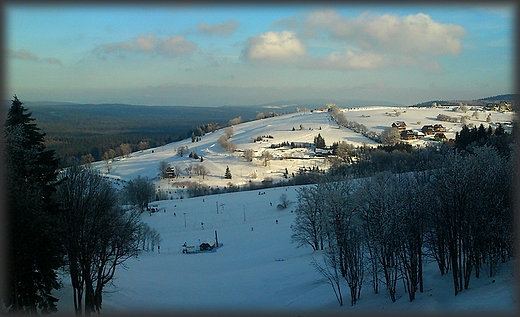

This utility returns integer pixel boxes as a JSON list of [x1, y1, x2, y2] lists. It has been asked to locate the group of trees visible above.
[[314, 133, 326, 149], [455, 123, 511, 155], [3, 95, 64, 314], [292, 144, 514, 306], [326, 103, 379, 142], [176, 145, 189, 157], [217, 127, 237, 152], [3, 96, 152, 315], [261, 150, 273, 166], [121, 175, 156, 212], [380, 127, 401, 145], [55, 165, 142, 315]]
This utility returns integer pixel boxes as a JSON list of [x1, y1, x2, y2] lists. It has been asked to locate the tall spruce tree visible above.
[[3, 95, 64, 313], [224, 166, 232, 179]]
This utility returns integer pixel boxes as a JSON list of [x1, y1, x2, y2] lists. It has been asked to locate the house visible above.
[[400, 130, 416, 140], [421, 125, 435, 135], [165, 166, 176, 178], [434, 133, 447, 141], [392, 121, 407, 131], [413, 130, 425, 138], [433, 124, 446, 132]]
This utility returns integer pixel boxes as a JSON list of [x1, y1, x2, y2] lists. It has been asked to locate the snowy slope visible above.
[[56, 105, 517, 315], [90, 106, 515, 195], [53, 185, 517, 315]]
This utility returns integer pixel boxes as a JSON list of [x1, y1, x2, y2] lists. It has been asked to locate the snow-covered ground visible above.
[[55, 105, 517, 315], [53, 185, 517, 315], [90, 105, 515, 197]]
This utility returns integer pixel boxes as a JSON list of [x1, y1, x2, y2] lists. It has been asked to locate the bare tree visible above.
[[227, 141, 237, 153], [225, 127, 234, 138], [228, 116, 242, 126], [291, 186, 326, 251], [158, 161, 170, 178], [244, 149, 254, 162], [335, 141, 355, 163], [177, 145, 189, 157], [193, 163, 210, 179], [138, 140, 150, 151], [55, 165, 141, 316], [261, 150, 273, 166], [380, 127, 401, 145], [184, 165, 193, 176], [319, 178, 363, 305], [312, 245, 344, 306], [119, 143, 132, 158], [360, 172, 401, 302], [81, 154, 95, 165], [173, 165, 182, 178], [218, 128, 236, 152], [122, 175, 155, 212]]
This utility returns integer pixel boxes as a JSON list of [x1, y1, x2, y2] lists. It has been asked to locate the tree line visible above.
[[292, 141, 515, 306]]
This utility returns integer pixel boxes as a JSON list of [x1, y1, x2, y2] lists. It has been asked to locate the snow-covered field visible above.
[[53, 186, 517, 315], [90, 105, 515, 196], [54, 105, 517, 315]]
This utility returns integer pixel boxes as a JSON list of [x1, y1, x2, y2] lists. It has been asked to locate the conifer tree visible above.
[[224, 166, 232, 179], [314, 133, 326, 149], [3, 95, 64, 314]]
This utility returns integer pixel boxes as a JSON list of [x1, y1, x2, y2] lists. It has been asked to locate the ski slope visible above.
[[53, 185, 517, 315]]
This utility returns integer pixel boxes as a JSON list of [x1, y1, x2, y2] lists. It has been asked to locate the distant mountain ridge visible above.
[[479, 94, 518, 101], [411, 94, 518, 108], [4, 93, 516, 110]]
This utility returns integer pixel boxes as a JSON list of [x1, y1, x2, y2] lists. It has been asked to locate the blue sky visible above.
[[4, 3, 516, 106]]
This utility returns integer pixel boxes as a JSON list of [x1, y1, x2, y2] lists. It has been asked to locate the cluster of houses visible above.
[[484, 101, 512, 112], [392, 121, 449, 142]]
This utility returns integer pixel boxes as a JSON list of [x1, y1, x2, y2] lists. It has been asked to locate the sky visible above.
[[4, 2, 516, 107]]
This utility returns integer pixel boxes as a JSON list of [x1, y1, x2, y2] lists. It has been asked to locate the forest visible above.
[[11, 102, 278, 166]]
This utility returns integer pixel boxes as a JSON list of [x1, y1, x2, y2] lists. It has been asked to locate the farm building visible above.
[[392, 121, 407, 131], [421, 125, 435, 135], [400, 129, 416, 140]]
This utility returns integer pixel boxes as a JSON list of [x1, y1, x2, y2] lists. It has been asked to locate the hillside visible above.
[[50, 103, 517, 315], [53, 183, 516, 315], [90, 104, 516, 196]]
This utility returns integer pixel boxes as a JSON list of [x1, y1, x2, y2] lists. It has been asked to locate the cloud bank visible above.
[[92, 33, 197, 58], [8, 49, 62, 64], [250, 10, 465, 72], [198, 20, 239, 36]]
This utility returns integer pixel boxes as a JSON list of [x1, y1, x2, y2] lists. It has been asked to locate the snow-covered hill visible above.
[[90, 105, 515, 197], [52, 105, 518, 315], [53, 184, 516, 315]]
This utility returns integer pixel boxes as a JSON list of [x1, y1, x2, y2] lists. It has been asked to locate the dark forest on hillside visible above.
[[14, 103, 292, 166]]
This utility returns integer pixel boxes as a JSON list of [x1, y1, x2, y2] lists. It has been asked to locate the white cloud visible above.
[[303, 10, 465, 56], [198, 20, 239, 36], [93, 33, 197, 58], [8, 49, 62, 64], [309, 49, 388, 70], [243, 31, 307, 61]]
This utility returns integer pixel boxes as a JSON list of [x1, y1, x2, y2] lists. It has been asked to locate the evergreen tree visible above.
[[3, 95, 64, 314], [224, 166, 232, 179], [314, 133, 326, 149]]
